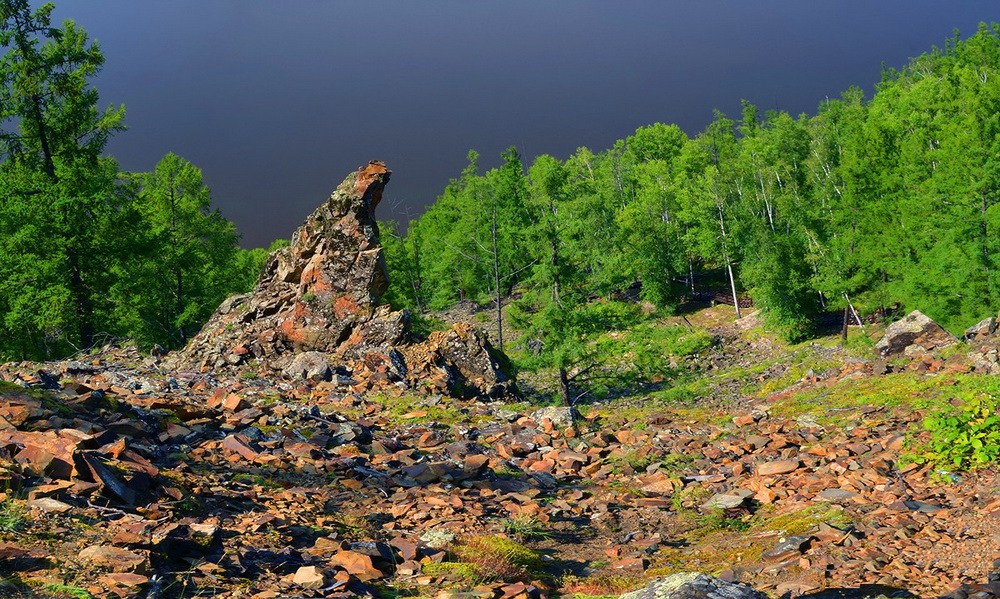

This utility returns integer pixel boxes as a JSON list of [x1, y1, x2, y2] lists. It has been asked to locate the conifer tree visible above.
[[0, 0, 126, 358]]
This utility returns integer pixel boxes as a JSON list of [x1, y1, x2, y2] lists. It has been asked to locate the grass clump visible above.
[[35, 583, 94, 599], [559, 571, 646, 598], [0, 499, 27, 534], [750, 503, 851, 536], [500, 515, 553, 541], [698, 509, 753, 532], [449, 535, 544, 582]]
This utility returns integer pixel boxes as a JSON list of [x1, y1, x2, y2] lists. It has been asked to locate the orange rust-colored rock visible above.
[[757, 458, 800, 476]]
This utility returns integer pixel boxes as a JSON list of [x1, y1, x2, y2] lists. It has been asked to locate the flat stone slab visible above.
[[757, 459, 799, 476]]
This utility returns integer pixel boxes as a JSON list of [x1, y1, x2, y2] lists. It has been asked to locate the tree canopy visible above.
[[0, 2, 274, 360], [389, 23, 1000, 344]]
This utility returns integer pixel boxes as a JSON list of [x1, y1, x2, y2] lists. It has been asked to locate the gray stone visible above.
[[889, 499, 944, 513], [701, 492, 748, 510], [284, 351, 333, 381], [795, 414, 824, 430], [618, 572, 767, 599], [763, 535, 812, 561], [530, 406, 577, 429], [27, 498, 73, 514], [817, 489, 858, 502], [419, 529, 455, 549], [492, 407, 521, 423], [970, 348, 1000, 374]]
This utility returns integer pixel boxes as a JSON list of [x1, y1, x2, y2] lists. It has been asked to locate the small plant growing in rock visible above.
[[500, 515, 553, 541]]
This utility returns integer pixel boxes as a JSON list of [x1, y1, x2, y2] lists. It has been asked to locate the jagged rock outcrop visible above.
[[172, 161, 512, 399], [875, 310, 957, 357]]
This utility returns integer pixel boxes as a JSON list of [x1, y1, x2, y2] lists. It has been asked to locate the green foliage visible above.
[[388, 23, 1000, 352], [5, 5, 1000, 366], [698, 509, 753, 532], [34, 583, 94, 599], [915, 385, 1000, 469], [450, 535, 544, 582], [0, 1, 127, 358], [0, 5, 260, 359], [422, 561, 478, 578], [111, 153, 245, 349]]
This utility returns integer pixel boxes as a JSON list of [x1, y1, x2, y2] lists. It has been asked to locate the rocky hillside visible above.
[[4, 163, 1000, 599], [4, 305, 1000, 599]]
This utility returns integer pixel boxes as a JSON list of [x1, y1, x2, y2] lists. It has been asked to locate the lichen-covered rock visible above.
[[530, 406, 577, 429], [618, 573, 767, 599], [171, 161, 513, 399], [875, 310, 957, 357]]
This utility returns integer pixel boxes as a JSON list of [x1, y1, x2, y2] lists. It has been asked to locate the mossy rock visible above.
[[422, 561, 478, 578]]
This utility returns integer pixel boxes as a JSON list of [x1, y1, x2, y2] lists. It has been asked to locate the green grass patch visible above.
[[750, 503, 851, 536], [765, 372, 994, 426]]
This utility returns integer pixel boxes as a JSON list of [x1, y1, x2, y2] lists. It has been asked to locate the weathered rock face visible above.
[[875, 310, 957, 357], [173, 161, 512, 399], [618, 573, 768, 599]]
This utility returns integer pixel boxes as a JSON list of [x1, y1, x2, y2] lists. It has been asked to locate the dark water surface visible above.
[[49, 1, 998, 247]]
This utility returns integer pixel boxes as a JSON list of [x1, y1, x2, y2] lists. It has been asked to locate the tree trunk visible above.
[[491, 203, 504, 352], [718, 204, 741, 319], [68, 252, 94, 349], [176, 270, 185, 342], [551, 237, 561, 303], [726, 255, 741, 319], [558, 367, 572, 407]]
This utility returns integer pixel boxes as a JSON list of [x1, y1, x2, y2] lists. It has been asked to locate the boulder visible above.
[[284, 351, 333, 381], [874, 310, 957, 357], [965, 316, 998, 340], [172, 161, 513, 399], [530, 406, 577, 429], [618, 572, 767, 599]]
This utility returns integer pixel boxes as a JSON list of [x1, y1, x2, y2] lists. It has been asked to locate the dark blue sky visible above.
[[50, 2, 998, 247]]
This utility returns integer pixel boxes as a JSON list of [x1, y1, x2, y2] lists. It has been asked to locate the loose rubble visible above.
[[1, 320, 1000, 598]]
